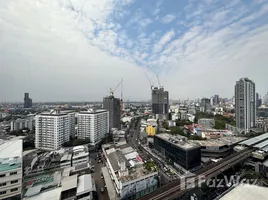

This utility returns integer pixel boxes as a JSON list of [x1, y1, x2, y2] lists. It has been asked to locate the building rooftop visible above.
[[119, 166, 157, 183], [155, 133, 199, 150], [23, 171, 62, 197], [219, 184, 268, 200], [78, 109, 108, 114], [60, 153, 72, 162], [39, 110, 74, 116], [0, 139, 22, 172], [0, 138, 22, 158], [121, 146, 135, 155], [24, 187, 62, 200], [239, 132, 268, 146], [107, 149, 128, 172], [61, 174, 78, 191], [190, 137, 246, 147], [76, 174, 94, 194]]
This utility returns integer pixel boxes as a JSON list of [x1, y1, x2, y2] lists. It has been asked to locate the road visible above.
[[125, 118, 140, 150], [90, 152, 109, 200], [125, 118, 175, 185]]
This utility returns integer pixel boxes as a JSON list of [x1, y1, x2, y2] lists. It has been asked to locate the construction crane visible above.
[[120, 78, 123, 117], [144, 72, 154, 89], [156, 74, 163, 89], [109, 79, 123, 97]]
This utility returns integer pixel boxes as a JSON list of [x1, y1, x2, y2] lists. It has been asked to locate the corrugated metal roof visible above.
[[253, 139, 268, 148], [219, 184, 268, 200], [239, 132, 268, 146], [262, 145, 268, 152]]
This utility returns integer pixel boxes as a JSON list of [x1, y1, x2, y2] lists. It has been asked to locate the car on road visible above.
[[101, 187, 104, 193]]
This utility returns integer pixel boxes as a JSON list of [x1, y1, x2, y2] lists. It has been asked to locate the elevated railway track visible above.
[[137, 148, 255, 200]]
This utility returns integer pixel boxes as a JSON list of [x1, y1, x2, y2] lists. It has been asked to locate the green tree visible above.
[[214, 120, 225, 129], [201, 182, 210, 193], [175, 119, 192, 127], [162, 121, 169, 129], [169, 127, 185, 136]]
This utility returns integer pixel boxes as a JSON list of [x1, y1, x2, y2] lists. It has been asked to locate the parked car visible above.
[[101, 187, 104, 193]]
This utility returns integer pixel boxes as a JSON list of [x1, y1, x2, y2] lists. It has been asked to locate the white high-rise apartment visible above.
[[35, 110, 75, 150], [0, 139, 22, 199], [235, 78, 256, 133], [77, 109, 109, 146], [10, 117, 35, 131]]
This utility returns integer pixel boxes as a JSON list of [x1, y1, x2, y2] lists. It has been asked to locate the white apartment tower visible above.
[[77, 109, 109, 146], [235, 78, 256, 133], [0, 139, 23, 199], [35, 110, 75, 150]]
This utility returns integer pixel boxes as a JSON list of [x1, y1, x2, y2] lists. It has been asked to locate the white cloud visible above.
[[240, 3, 268, 23], [139, 18, 153, 28], [153, 30, 175, 53], [161, 14, 176, 24], [0, 0, 154, 101], [1, 0, 268, 101]]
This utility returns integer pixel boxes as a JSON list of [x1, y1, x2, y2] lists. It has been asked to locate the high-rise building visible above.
[[103, 96, 121, 130], [77, 109, 109, 146], [256, 93, 262, 108], [10, 117, 35, 132], [151, 87, 169, 119], [235, 78, 256, 133], [24, 93, 32, 108], [35, 110, 75, 150], [0, 139, 23, 199], [213, 95, 220, 105], [200, 98, 212, 112]]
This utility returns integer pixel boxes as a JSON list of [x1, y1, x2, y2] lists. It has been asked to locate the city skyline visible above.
[[1, 0, 268, 102], [0, 90, 268, 103]]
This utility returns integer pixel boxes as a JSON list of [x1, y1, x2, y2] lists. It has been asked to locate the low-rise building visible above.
[[72, 146, 89, 167], [190, 136, 246, 158], [154, 133, 201, 171], [23, 172, 96, 200], [102, 145, 158, 199], [198, 118, 215, 129], [0, 138, 23, 200], [23, 145, 90, 176], [146, 125, 157, 137]]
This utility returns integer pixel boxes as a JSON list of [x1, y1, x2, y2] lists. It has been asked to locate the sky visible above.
[[0, 0, 268, 102]]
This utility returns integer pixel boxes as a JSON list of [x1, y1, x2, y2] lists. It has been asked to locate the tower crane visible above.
[[144, 72, 154, 89], [109, 79, 123, 97], [156, 74, 163, 89]]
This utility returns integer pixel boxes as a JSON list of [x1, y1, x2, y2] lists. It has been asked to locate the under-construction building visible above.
[[103, 96, 121, 130], [152, 87, 169, 120]]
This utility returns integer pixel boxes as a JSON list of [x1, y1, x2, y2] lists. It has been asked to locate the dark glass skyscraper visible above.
[[103, 95, 121, 130], [24, 93, 32, 108], [151, 87, 169, 119]]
